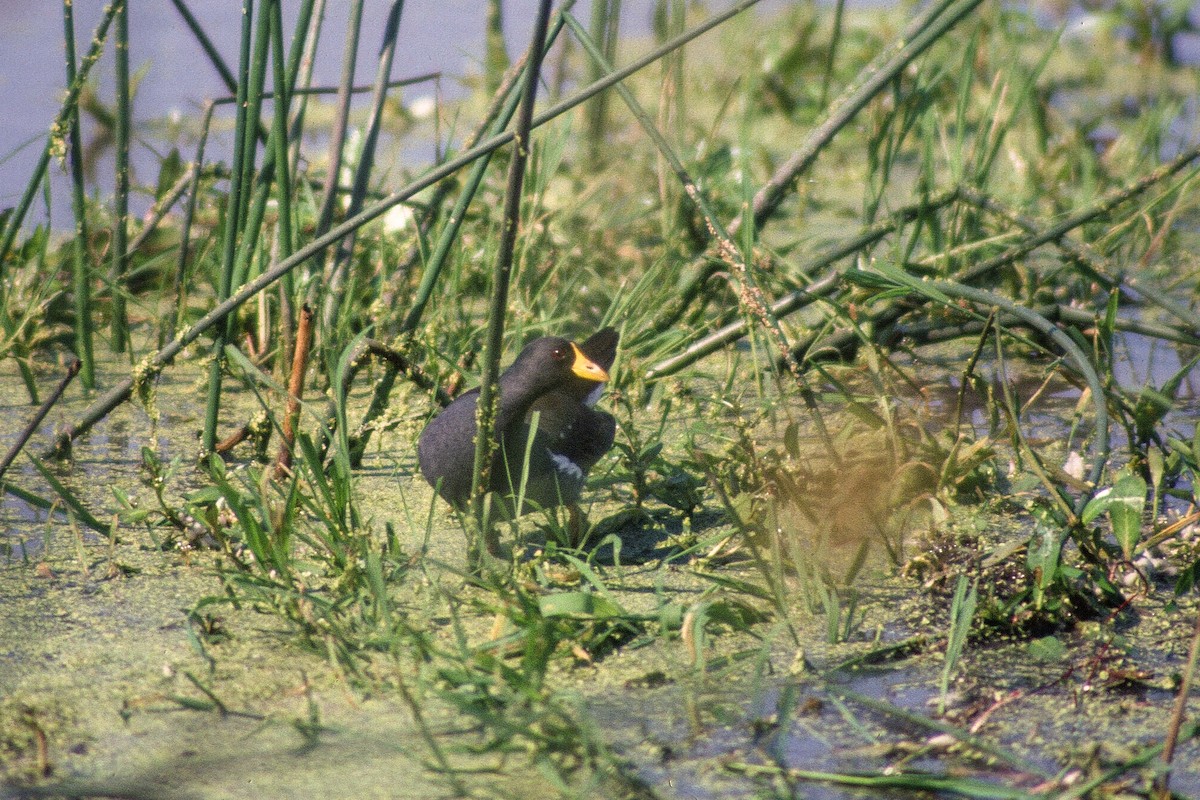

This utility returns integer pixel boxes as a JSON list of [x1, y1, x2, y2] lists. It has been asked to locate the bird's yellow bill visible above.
[[570, 343, 609, 382]]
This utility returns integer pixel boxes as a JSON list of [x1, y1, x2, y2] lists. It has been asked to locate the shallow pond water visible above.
[[3, 325, 1200, 799]]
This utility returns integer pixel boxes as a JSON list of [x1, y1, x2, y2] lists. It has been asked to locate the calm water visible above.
[[0, 0, 793, 225], [8, 1, 1197, 225], [0, 1, 549, 222]]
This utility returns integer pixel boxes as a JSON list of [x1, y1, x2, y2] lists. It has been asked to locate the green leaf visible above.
[[539, 591, 622, 618], [704, 599, 771, 631], [1194, 422, 1200, 474], [783, 421, 800, 459], [1175, 560, 1200, 595], [1107, 472, 1146, 559], [1080, 486, 1114, 525], [1026, 520, 1062, 609], [155, 148, 185, 200], [26, 452, 107, 533]]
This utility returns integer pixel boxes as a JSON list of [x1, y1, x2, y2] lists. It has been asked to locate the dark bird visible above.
[[418, 329, 619, 537]]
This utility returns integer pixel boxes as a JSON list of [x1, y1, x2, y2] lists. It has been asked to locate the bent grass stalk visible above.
[[853, 266, 1111, 514]]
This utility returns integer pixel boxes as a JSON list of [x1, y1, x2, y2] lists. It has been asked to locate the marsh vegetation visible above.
[[4, 1, 1200, 797]]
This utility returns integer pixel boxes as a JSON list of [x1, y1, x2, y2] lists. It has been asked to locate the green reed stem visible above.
[[270, 0, 295, 264], [109, 0, 131, 353], [278, 0, 319, 312], [469, 0, 554, 568], [266, 0, 293, 364], [818, 0, 846, 109], [221, 12, 278, 335], [227, 6, 325, 367], [585, 0, 620, 168], [324, 0, 406, 333], [313, 0, 364, 246], [202, 0, 257, 456], [287, 0, 327, 165], [235, 0, 274, 271], [280, 1, 323, 363], [47, 0, 764, 458], [62, 0, 94, 390], [168, 101, 215, 343]]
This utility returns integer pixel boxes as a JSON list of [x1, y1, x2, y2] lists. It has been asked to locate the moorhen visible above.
[[418, 328, 619, 529]]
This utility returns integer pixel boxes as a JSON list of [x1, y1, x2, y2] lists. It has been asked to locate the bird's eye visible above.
[[551, 346, 567, 361]]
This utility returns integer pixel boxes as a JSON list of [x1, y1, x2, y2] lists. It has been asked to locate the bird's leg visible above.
[[479, 492, 502, 558], [484, 520, 502, 557], [568, 503, 587, 549]]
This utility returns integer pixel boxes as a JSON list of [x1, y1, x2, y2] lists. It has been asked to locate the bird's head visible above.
[[507, 336, 609, 395]]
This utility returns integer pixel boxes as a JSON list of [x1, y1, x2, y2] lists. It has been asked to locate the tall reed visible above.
[[201, 2, 249, 453], [468, 0, 555, 568], [109, 0, 131, 353], [62, 0, 95, 390]]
